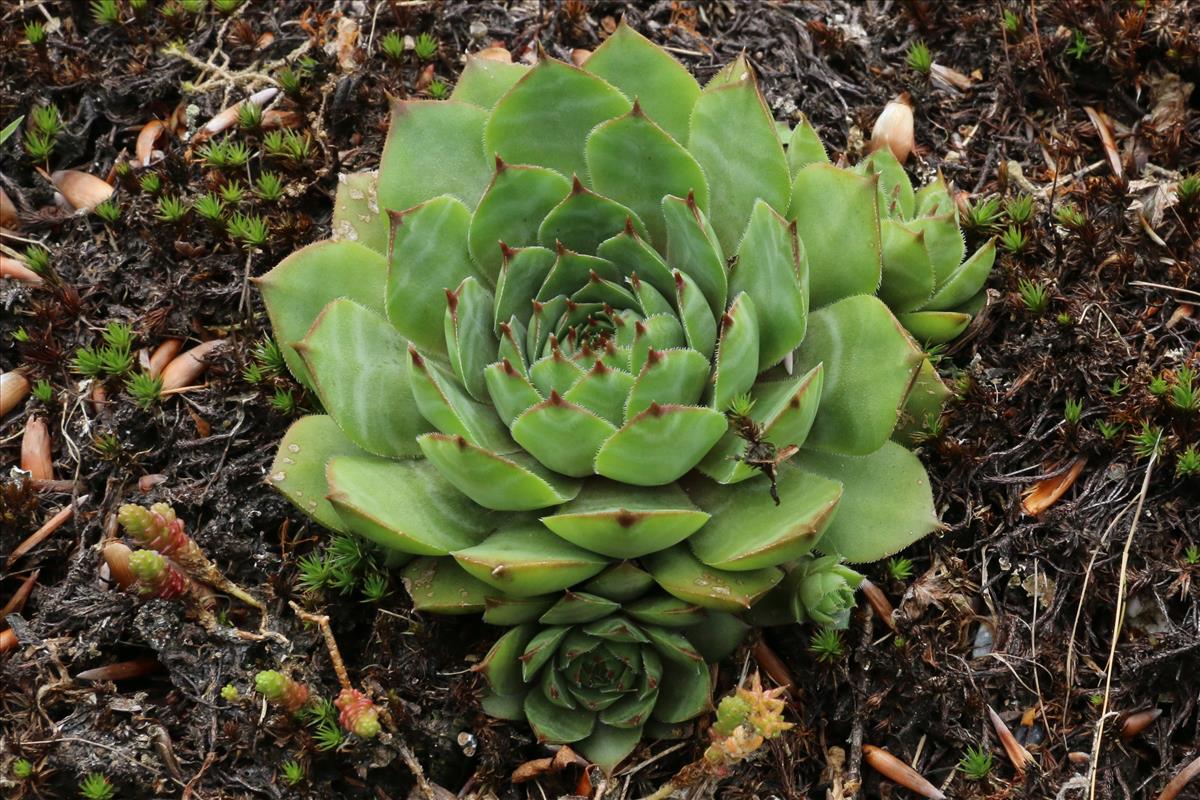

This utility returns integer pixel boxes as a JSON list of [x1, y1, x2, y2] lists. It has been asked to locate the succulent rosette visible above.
[[259, 23, 993, 760], [471, 561, 747, 768]]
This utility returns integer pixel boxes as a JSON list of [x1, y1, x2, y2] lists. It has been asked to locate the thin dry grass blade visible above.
[[0, 628, 16, 653], [1022, 457, 1086, 516], [102, 542, 136, 589], [863, 745, 946, 800], [860, 578, 897, 631], [1083, 106, 1123, 181], [136, 119, 166, 166], [752, 638, 798, 699], [1119, 708, 1162, 741], [148, 339, 183, 379]]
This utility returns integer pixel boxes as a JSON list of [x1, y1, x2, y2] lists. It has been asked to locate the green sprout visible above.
[[181, 0, 207, 13], [1001, 9, 1021, 35], [276, 66, 304, 96], [427, 78, 449, 99], [1067, 29, 1090, 60], [223, 140, 251, 168], [252, 337, 287, 375], [79, 772, 115, 800], [93, 199, 121, 224], [125, 372, 163, 409], [31, 104, 63, 137], [237, 102, 263, 130], [264, 129, 312, 162], [380, 31, 404, 60], [25, 21, 47, 45], [1131, 422, 1163, 459], [1149, 375, 1170, 397], [11, 758, 34, 779], [71, 347, 106, 377], [808, 628, 845, 663], [1005, 194, 1035, 225], [1184, 544, 1200, 564], [279, 759, 305, 787], [23, 246, 50, 274], [1000, 224, 1029, 253], [155, 195, 188, 223], [1169, 366, 1198, 412], [213, 0, 242, 13], [221, 683, 239, 701], [958, 745, 994, 781], [887, 556, 915, 581], [1096, 419, 1123, 441], [219, 180, 245, 205], [90, 0, 120, 25], [360, 571, 389, 603], [962, 196, 1002, 231], [1056, 311, 1072, 326], [296, 552, 335, 593], [139, 172, 162, 194], [905, 40, 932, 74], [270, 388, 297, 414], [414, 32, 439, 61], [1177, 446, 1200, 478], [92, 432, 122, 461], [1017, 277, 1049, 314], [12, 327, 31, 343], [254, 171, 285, 202], [24, 130, 55, 162], [227, 212, 270, 248], [1055, 202, 1086, 228], [32, 379, 54, 403], [1064, 397, 1083, 425], [1108, 377, 1126, 396], [193, 193, 225, 221], [1178, 173, 1200, 206]]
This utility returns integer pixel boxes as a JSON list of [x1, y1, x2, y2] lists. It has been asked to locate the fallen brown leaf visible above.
[[1021, 458, 1086, 516]]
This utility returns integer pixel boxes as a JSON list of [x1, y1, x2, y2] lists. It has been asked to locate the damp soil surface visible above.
[[2, 2, 1199, 798]]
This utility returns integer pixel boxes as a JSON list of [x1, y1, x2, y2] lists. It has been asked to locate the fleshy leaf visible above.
[[586, 106, 709, 248], [795, 441, 939, 562], [444, 276, 498, 401], [921, 238, 996, 311], [596, 226, 676, 301], [417, 433, 580, 510], [711, 293, 760, 412], [539, 592, 621, 625], [673, 270, 717, 361], [378, 99, 492, 214], [483, 595, 557, 625], [793, 295, 923, 455], [257, 240, 386, 386], [538, 179, 648, 254], [787, 114, 829, 175], [484, 358, 544, 425], [624, 595, 706, 627], [327, 456, 493, 555], [582, 21, 700, 144], [563, 361, 636, 426], [494, 246, 557, 330], [729, 200, 807, 370], [268, 415, 369, 532], [898, 310, 971, 344], [579, 721, 645, 771], [625, 348, 709, 418], [686, 463, 841, 570], [699, 365, 823, 483], [409, 348, 513, 452], [688, 75, 790, 253], [908, 214, 965, 289], [594, 404, 727, 485], [541, 480, 709, 559], [476, 623, 537, 694], [331, 171, 388, 254], [526, 687, 596, 743], [662, 194, 727, 316], [453, 524, 609, 597], [387, 196, 480, 357], [402, 556, 497, 615], [790, 163, 882, 308], [643, 545, 782, 611], [470, 162, 570, 283], [450, 54, 529, 110], [859, 148, 914, 220], [583, 562, 656, 603], [650, 656, 712, 722], [893, 358, 952, 446], [510, 392, 618, 477], [484, 57, 631, 181], [297, 299, 429, 457], [879, 218, 935, 313]]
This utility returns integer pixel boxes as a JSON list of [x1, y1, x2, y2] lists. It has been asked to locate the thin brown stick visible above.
[[289, 601, 351, 692], [6, 496, 88, 568], [0, 569, 39, 617]]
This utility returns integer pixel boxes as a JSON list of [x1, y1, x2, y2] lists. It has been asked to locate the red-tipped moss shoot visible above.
[[335, 688, 381, 739], [254, 670, 311, 712]]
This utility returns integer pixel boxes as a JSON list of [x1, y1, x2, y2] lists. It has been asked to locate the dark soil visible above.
[[2, 2, 1198, 799]]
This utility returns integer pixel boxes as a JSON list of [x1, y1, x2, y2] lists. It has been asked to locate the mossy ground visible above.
[[1, 2, 1197, 798]]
